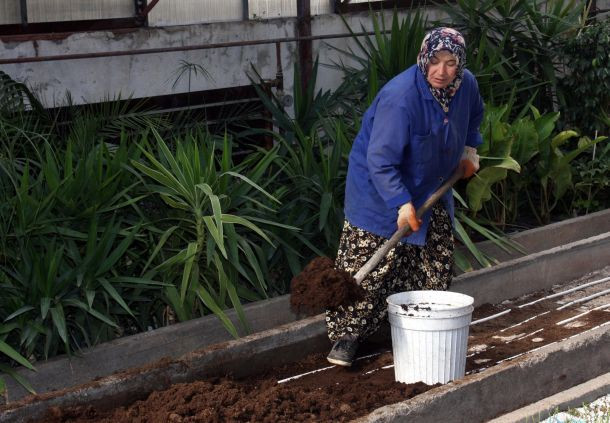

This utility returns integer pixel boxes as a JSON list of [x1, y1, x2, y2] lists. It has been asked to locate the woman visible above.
[[326, 27, 483, 366]]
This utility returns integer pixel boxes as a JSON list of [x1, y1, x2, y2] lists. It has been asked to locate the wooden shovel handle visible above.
[[353, 167, 464, 284]]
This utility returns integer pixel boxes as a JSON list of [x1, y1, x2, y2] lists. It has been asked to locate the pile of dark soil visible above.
[[27, 282, 610, 423], [40, 351, 432, 423], [289, 257, 365, 315]]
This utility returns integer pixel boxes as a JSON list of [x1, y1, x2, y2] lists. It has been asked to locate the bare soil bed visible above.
[[32, 269, 610, 423]]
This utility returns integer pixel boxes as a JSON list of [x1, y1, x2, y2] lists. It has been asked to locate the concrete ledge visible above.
[[2, 318, 607, 422], [460, 209, 610, 267], [1, 229, 609, 420], [489, 372, 610, 423], [3, 212, 610, 402], [452, 232, 610, 307], [4, 294, 299, 401], [358, 324, 610, 423], [0, 315, 328, 423]]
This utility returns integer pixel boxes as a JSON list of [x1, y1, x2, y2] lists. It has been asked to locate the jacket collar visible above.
[[415, 66, 435, 102]]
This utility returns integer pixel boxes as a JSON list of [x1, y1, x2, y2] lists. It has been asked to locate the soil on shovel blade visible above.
[[32, 270, 610, 423], [289, 257, 365, 315]]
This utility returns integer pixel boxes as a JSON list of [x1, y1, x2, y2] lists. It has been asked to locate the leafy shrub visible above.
[[465, 103, 608, 226], [558, 19, 610, 135], [436, 0, 585, 115], [569, 142, 610, 214]]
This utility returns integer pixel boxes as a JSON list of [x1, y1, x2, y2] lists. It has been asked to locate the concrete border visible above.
[[0, 315, 329, 423], [3, 294, 301, 401], [462, 209, 610, 266], [1, 320, 608, 422], [489, 372, 610, 423], [452, 232, 610, 307], [357, 324, 610, 423], [3, 211, 610, 402]]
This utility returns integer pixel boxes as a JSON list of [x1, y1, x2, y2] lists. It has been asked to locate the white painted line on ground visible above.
[[505, 328, 544, 343], [556, 288, 610, 310], [518, 276, 610, 308], [277, 365, 336, 384], [470, 309, 511, 325], [486, 321, 610, 368], [277, 350, 390, 384], [556, 303, 610, 325], [467, 345, 495, 357], [364, 364, 394, 375], [500, 311, 551, 332]]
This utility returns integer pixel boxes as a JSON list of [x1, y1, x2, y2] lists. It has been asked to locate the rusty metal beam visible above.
[[335, 0, 431, 13], [296, 0, 313, 92], [139, 0, 161, 19], [0, 30, 391, 65]]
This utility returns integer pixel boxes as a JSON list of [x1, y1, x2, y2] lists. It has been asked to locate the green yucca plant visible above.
[[330, 7, 428, 105], [131, 129, 295, 336], [0, 136, 166, 395], [250, 57, 338, 139], [269, 117, 353, 279], [435, 0, 586, 115]]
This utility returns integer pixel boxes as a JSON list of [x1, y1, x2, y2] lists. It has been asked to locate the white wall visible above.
[[0, 8, 444, 108]]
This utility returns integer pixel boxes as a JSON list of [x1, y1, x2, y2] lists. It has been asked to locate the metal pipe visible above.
[[0, 30, 388, 65]]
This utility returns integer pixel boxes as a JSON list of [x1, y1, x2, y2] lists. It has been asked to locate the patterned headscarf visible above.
[[417, 27, 466, 113]]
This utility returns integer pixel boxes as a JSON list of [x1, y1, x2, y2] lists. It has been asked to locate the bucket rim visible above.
[[386, 290, 474, 311]]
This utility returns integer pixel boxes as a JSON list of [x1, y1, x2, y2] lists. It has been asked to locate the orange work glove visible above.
[[397, 202, 422, 231], [460, 146, 480, 179]]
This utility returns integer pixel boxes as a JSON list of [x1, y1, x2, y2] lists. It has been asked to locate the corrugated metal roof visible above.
[[27, 0, 134, 22], [249, 0, 333, 19], [0, 0, 377, 26], [149, 0, 242, 26], [151, 0, 335, 25], [0, 1, 21, 25]]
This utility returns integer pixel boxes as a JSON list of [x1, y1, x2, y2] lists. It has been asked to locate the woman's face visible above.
[[426, 50, 458, 89]]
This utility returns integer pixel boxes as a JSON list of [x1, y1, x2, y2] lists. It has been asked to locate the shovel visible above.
[[352, 167, 464, 284]]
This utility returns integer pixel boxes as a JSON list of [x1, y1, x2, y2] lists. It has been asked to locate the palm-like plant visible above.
[[131, 129, 295, 336], [329, 7, 428, 106], [0, 136, 166, 394], [435, 0, 586, 114]]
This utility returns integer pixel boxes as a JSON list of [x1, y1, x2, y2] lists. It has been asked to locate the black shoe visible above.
[[327, 334, 359, 366]]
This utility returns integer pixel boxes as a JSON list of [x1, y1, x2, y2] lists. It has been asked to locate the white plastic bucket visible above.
[[386, 290, 474, 385]]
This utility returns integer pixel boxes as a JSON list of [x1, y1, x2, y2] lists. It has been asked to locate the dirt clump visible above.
[[290, 257, 365, 315], [38, 358, 433, 423], [27, 276, 610, 423]]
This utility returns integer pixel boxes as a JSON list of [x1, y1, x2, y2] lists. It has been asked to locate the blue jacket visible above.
[[344, 64, 484, 246]]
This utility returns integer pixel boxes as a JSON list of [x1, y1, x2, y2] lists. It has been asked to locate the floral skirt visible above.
[[326, 203, 454, 342]]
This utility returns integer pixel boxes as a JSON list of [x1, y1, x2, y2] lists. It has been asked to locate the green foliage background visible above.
[[0, 1, 608, 394]]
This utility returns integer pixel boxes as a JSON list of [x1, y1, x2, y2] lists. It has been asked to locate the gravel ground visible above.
[[543, 393, 610, 422]]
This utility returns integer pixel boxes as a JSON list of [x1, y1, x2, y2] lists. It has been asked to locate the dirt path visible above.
[[36, 268, 610, 423]]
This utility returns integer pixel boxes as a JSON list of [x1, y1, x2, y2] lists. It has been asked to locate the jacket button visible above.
[[439, 177, 444, 182]]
